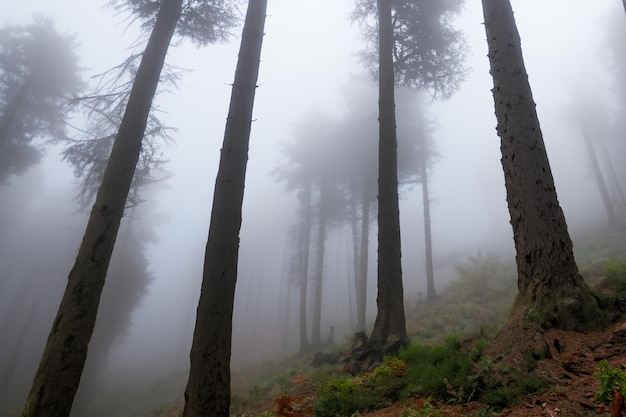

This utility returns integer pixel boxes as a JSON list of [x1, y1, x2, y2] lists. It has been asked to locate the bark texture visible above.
[[482, 0, 605, 331], [21, 2, 182, 416], [369, 0, 408, 349], [182, 0, 267, 415]]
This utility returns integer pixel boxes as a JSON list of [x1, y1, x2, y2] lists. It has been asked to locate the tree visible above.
[[0, 17, 82, 184], [353, 0, 468, 99], [368, 0, 409, 354], [183, 0, 267, 415], [62, 55, 178, 207], [22, 1, 236, 415], [481, 0, 605, 334], [412, 122, 438, 302], [275, 160, 315, 354], [347, 0, 467, 367], [275, 110, 348, 351]]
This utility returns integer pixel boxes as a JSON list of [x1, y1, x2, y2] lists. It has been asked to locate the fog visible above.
[[1, 0, 624, 414]]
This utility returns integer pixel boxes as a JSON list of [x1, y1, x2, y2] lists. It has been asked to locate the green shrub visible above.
[[398, 336, 474, 402], [595, 359, 626, 407], [478, 367, 549, 410], [314, 356, 407, 416], [314, 378, 371, 417]]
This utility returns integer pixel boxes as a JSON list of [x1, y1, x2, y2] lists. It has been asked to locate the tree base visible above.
[[343, 333, 408, 375], [514, 281, 608, 332]]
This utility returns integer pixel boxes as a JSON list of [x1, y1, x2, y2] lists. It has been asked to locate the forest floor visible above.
[[361, 322, 626, 417], [233, 321, 626, 416]]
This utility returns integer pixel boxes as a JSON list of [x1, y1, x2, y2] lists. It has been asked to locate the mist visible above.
[[1, 0, 624, 414]]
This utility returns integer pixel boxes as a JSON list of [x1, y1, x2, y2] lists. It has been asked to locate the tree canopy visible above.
[[352, 0, 468, 99]]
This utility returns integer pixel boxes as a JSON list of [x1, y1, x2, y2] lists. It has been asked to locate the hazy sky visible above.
[[2, 0, 623, 401]]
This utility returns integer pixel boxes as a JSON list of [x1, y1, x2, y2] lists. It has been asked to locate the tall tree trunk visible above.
[[182, 1, 267, 415], [298, 179, 312, 354], [420, 153, 436, 302], [311, 176, 328, 350], [482, 0, 605, 331], [599, 139, 626, 214], [357, 180, 371, 333], [21, 2, 182, 416], [369, 0, 408, 349], [349, 181, 360, 330], [580, 127, 619, 228]]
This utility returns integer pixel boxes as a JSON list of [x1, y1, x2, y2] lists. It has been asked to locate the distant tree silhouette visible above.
[[0, 17, 82, 184]]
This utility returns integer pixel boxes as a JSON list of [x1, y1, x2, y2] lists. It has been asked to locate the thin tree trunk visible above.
[[349, 181, 360, 330], [580, 127, 619, 228], [598, 139, 626, 214], [21, 2, 182, 416], [298, 179, 312, 354], [420, 155, 436, 302], [356, 180, 371, 333], [311, 177, 328, 349], [369, 0, 408, 349], [182, 1, 267, 415], [482, 0, 605, 331]]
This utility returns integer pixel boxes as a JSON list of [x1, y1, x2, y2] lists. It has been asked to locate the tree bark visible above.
[[182, 0, 267, 415], [369, 0, 409, 349], [21, 2, 182, 416], [482, 0, 605, 331]]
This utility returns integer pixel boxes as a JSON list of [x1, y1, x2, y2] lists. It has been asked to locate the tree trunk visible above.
[[311, 176, 328, 350], [298, 179, 312, 354], [357, 180, 371, 333], [369, 0, 408, 350], [420, 152, 436, 302], [349, 181, 360, 330], [21, 2, 182, 416], [599, 139, 626, 215], [482, 0, 605, 332], [579, 127, 619, 228], [182, 1, 267, 416]]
